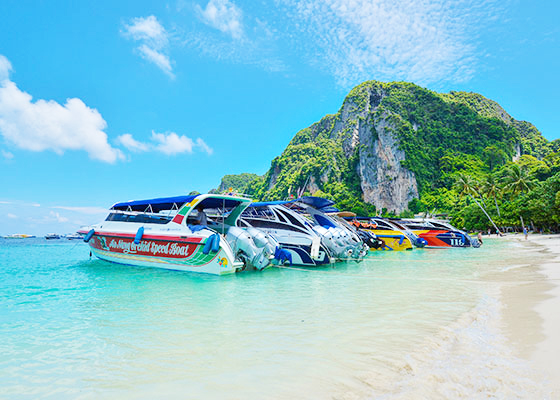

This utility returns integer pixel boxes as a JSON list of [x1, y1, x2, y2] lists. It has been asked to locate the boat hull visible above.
[[411, 230, 470, 248], [87, 233, 242, 275], [279, 243, 333, 267], [361, 229, 414, 251]]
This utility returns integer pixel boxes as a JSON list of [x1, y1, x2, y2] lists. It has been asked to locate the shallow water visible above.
[[0, 238, 553, 399]]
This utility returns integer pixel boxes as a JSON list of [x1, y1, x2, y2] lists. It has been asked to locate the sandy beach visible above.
[[497, 234, 560, 396]]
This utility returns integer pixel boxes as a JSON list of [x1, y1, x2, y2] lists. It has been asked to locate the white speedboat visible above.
[[295, 197, 368, 261], [239, 202, 334, 267], [241, 197, 368, 262], [78, 194, 278, 275]]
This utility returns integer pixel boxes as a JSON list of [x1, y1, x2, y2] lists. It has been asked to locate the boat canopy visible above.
[[250, 197, 339, 213], [298, 196, 336, 210], [111, 194, 247, 213], [111, 195, 197, 213]]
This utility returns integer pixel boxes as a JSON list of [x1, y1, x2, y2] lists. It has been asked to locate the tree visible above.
[[483, 145, 508, 171], [454, 173, 501, 234], [503, 164, 537, 196], [482, 173, 502, 216]]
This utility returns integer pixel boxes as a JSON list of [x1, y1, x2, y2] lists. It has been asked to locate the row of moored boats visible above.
[[77, 194, 481, 275]]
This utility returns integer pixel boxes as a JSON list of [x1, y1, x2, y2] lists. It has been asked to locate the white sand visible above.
[[501, 234, 560, 394], [526, 235, 560, 394]]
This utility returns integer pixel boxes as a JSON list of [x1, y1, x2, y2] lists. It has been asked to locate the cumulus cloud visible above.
[[274, 0, 499, 86], [116, 131, 213, 156], [123, 16, 174, 78], [196, 0, 244, 40], [0, 55, 124, 163], [152, 131, 194, 154]]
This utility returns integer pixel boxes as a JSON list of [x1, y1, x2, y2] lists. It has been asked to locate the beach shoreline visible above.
[[497, 233, 560, 395]]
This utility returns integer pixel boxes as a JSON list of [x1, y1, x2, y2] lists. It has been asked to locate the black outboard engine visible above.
[[357, 230, 383, 250]]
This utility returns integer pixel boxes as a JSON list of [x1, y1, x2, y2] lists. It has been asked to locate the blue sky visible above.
[[0, 0, 558, 235]]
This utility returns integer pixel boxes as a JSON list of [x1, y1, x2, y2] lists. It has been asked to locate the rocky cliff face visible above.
[[328, 85, 418, 213], [237, 80, 551, 214]]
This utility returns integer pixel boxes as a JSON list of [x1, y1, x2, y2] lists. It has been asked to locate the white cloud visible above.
[[0, 55, 12, 81], [7, 213, 17, 219], [123, 16, 174, 78], [196, 137, 213, 155], [152, 131, 194, 155], [1, 149, 13, 160], [124, 15, 168, 47], [138, 45, 173, 76], [196, 0, 244, 40], [184, 3, 286, 73], [117, 133, 149, 152], [0, 56, 124, 163], [274, 0, 499, 86], [116, 131, 213, 156]]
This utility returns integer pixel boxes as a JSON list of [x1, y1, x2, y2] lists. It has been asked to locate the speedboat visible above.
[[288, 197, 369, 261], [2, 234, 36, 239], [394, 219, 481, 248], [344, 217, 424, 251], [239, 201, 335, 267], [45, 233, 61, 240], [66, 233, 83, 240], [78, 194, 279, 275]]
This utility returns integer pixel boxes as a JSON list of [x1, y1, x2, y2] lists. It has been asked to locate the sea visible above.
[[0, 237, 555, 399]]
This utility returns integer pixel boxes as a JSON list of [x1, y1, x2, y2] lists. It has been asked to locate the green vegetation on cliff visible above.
[[210, 173, 262, 195]]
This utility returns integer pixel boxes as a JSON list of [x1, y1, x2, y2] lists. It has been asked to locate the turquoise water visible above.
[[0, 238, 550, 399]]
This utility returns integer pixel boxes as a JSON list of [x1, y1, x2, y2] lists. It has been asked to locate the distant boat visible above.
[[2, 234, 36, 239], [65, 233, 82, 240], [45, 233, 61, 240], [392, 219, 481, 248]]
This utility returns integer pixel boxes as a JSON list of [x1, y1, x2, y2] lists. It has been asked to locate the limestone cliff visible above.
[[227, 81, 551, 214]]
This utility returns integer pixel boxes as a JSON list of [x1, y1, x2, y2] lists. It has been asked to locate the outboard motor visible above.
[[226, 226, 276, 270], [313, 226, 347, 259], [357, 230, 383, 250], [246, 227, 278, 255]]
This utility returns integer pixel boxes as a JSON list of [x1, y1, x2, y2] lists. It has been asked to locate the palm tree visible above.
[[504, 164, 537, 195], [454, 173, 502, 234], [482, 173, 502, 217]]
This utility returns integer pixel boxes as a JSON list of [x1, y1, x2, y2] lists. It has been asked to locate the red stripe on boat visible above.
[[172, 214, 185, 224], [83, 231, 204, 243], [89, 235, 203, 258]]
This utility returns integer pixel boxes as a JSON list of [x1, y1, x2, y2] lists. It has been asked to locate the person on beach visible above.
[[478, 232, 483, 245], [523, 227, 528, 240]]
